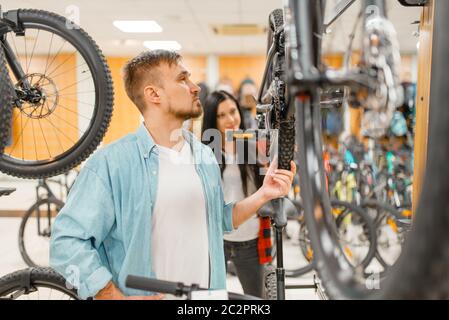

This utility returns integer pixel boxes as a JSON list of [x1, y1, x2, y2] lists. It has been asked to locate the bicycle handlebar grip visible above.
[[272, 198, 288, 228], [126, 275, 182, 296]]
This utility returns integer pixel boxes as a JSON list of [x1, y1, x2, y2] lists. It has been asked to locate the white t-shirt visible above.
[[151, 141, 209, 288], [222, 153, 260, 242]]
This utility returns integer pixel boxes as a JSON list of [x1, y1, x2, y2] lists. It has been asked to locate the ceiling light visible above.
[[143, 41, 182, 51], [113, 20, 162, 33]]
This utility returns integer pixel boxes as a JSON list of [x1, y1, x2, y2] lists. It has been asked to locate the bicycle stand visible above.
[[260, 197, 289, 300]]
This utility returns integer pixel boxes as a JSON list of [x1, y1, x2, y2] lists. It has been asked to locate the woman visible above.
[[201, 90, 272, 298]]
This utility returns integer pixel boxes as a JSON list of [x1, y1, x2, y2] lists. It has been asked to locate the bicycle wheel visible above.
[[288, 0, 374, 299], [18, 198, 64, 267], [334, 200, 377, 270], [361, 200, 408, 274], [0, 47, 14, 153], [286, 200, 376, 278], [284, 200, 315, 278], [0, 267, 79, 300], [268, 9, 295, 171], [0, 9, 113, 179]]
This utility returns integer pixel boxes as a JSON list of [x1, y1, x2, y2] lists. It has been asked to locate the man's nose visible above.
[[190, 81, 201, 93]]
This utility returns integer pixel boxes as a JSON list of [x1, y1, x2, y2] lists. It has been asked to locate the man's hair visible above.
[[122, 50, 182, 113]]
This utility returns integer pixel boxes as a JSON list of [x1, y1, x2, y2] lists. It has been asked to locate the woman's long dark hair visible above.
[[201, 91, 263, 196]]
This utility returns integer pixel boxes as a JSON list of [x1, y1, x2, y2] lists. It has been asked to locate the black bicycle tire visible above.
[[18, 197, 65, 267], [334, 200, 377, 270], [286, 200, 377, 278], [284, 200, 315, 277], [268, 9, 295, 171], [360, 199, 406, 273], [0, 9, 113, 179], [0, 46, 14, 154], [0, 267, 79, 299]]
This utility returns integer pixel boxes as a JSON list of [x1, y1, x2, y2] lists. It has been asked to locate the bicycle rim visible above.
[[0, 9, 113, 178]]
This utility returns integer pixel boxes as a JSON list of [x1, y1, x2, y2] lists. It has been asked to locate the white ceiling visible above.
[[1, 0, 422, 56]]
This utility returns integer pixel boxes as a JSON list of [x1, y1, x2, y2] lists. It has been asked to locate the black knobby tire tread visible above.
[[0, 9, 113, 179], [278, 120, 295, 170], [18, 197, 65, 267], [269, 9, 284, 33], [268, 9, 295, 171], [0, 267, 79, 299], [264, 264, 277, 300], [0, 47, 14, 154]]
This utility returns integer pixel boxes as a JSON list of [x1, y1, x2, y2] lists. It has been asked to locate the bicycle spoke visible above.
[[23, 35, 29, 77], [48, 110, 87, 136], [11, 108, 21, 129], [20, 111, 24, 160], [49, 91, 96, 97], [49, 62, 88, 80], [46, 94, 94, 115], [56, 95, 94, 108], [44, 117, 77, 146], [49, 102, 93, 121], [44, 33, 55, 76], [46, 54, 77, 78], [27, 29, 40, 73], [47, 108, 67, 154], [30, 118, 38, 160], [38, 118, 52, 159], [57, 76, 94, 93], [44, 39, 67, 75]]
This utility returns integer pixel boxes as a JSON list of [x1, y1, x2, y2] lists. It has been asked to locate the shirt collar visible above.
[[136, 123, 156, 158], [136, 122, 201, 159]]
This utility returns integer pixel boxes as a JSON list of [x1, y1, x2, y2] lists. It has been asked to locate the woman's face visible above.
[[216, 99, 241, 136]]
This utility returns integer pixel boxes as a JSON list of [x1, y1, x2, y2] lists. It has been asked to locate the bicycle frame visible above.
[[0, 10, 29, 89]]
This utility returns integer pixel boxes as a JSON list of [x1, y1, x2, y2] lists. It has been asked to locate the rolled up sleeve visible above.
[[222, 201, 235, 233], [50, 164, 115, 299]]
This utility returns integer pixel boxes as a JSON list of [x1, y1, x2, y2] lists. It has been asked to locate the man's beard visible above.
[[168, 100, 203, 120]]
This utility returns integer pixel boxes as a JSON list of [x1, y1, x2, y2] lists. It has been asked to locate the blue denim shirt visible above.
[[50, 123, 235, 299]]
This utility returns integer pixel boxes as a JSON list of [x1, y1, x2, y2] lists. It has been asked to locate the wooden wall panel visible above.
[[218, 56, 266, 94], [413, 1, 435, 210], [103, 57, 141, 145], [183, 56, 207, 84]]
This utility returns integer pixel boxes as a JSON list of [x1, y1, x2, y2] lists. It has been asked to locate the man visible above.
[[50, 50, 295, 300]]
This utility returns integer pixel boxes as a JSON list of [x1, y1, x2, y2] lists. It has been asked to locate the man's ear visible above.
[[143, 85, 161, 104]]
